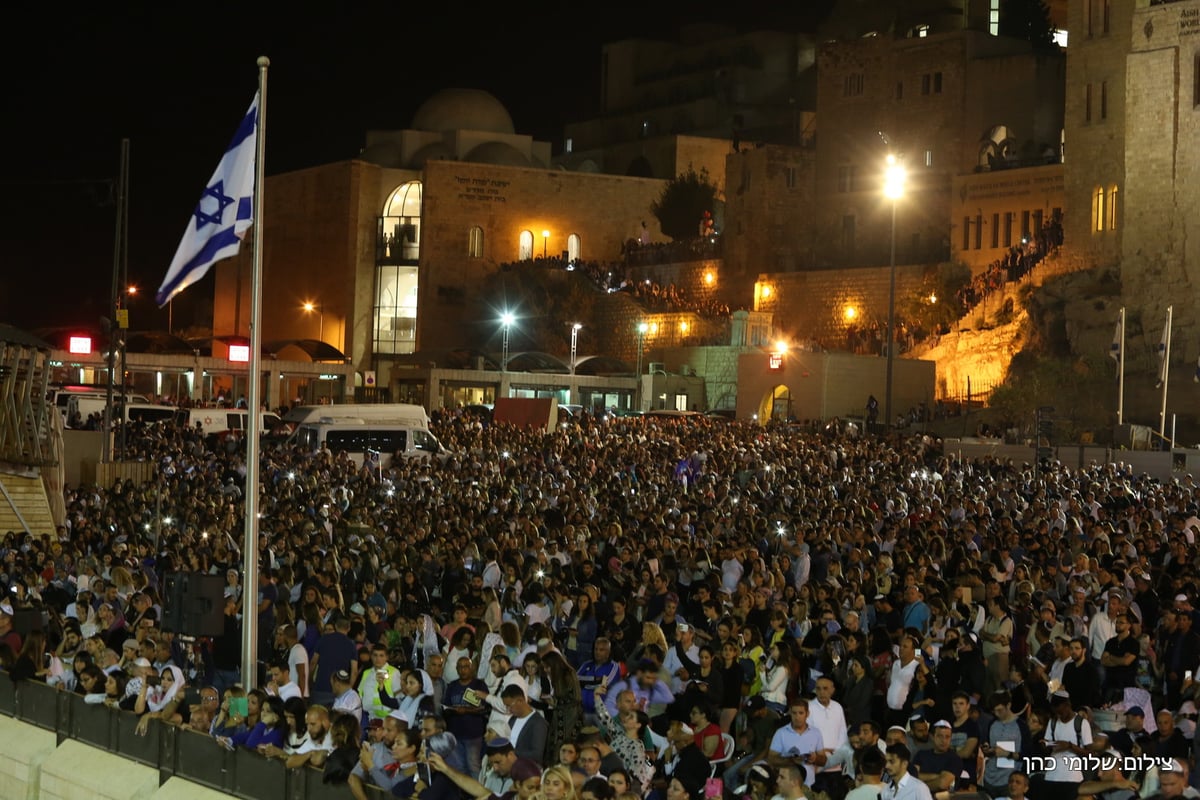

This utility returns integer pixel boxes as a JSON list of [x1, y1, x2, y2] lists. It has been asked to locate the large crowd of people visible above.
[[0, 409, 1198, 800]]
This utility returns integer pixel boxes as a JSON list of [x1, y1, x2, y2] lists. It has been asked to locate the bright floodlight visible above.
[[303, 301, 316, 312], [501, 312, 515, 327], [775, 340, 789, 354], [637, 322, 649, 334], [573, 322, 582, 331], [884, 154, 906, 200]]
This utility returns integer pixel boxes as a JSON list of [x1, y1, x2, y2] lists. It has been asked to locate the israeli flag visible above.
[[156, 93, 259, 307], [1109, 317, 1122, 362]]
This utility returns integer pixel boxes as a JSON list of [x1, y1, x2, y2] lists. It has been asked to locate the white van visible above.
[[174, 408, 283, 438], [119, 403, 177, 425], [52, 388, 149, 427], [293, 420, 449, 466], [282, 403, 430, 429]]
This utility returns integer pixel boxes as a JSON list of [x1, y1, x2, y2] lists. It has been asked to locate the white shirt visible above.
[[1045, 714, 1092, 782], [809, 698, 849, 761], [887, 657, 919, 710], [882, 772, 934, 800], [333, 688, 363, 719], [288, 642, 310, 697]]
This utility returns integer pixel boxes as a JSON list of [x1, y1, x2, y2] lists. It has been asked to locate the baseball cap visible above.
[[1125, 706, 1145, 717]]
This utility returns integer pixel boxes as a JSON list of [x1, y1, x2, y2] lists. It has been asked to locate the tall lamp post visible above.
[[635, 321, 648, 412], [302, 301, 324, 343], [500, 311, 515, 373], [570, 323, 582, 375], [883, 153, 906, 434], [542, 230, 550, 258]]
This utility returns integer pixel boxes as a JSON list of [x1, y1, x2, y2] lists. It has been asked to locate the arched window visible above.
[[567, 233, 581, 262], [468, 226, 484, 258], [518, 230, 534, 260], [1107, 185, 1119, 231], [1093, 187, 1105, 232]]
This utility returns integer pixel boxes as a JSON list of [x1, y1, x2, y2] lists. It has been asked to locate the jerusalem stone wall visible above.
[[755, 264, 929, 348]]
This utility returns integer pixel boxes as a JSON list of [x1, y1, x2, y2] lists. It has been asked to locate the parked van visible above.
[[292, 420, 449, 466], [282, 403, 430, 429], [119, 403, 177, 425], [174, 408, 283, 438], [52, 387, 148, 427]]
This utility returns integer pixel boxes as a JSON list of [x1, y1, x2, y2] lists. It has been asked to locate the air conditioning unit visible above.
[[647, 362, 667, 375], [679, 365, 695, 377]]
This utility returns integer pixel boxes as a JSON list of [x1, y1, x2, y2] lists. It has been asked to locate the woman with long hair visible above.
[[322, 713, 367, 785], [539, 764, 581, 800], [9, 630, 47, 682], [758, 640, 789, 713], [540, 650, 583, 767], [562, 592, 597, 669], [521, 653, 554, 709], [444, 626, 476, 683], [716, 640, 743, 733]]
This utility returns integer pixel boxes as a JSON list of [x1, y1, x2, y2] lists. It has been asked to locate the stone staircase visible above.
[[0, 472, 55, 536]]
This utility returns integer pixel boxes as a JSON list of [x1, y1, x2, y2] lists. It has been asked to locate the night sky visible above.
[[0, 3, 833, 335]]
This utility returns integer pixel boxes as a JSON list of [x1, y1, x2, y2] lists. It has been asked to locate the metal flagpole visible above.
[[1160, 305, 1172, 442], [241, 55, 270, 689], [1116, 306, 1125, 425]]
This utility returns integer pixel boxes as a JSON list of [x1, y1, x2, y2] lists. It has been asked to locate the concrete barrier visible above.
[[150, 777, 237, 800], [0, 715, 57, 800], [37, 739, 159, 800]]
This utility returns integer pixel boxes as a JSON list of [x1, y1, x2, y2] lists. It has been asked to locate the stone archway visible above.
[[757, 384, 792, 423]]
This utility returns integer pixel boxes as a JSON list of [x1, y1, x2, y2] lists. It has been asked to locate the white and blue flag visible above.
[[1156, 317, 1170, 388], [156, 93, 259, 307], [1109, 316, 1122, 362]]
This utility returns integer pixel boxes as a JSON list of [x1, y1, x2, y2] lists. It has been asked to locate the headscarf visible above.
[[148, 665, 185, 712]]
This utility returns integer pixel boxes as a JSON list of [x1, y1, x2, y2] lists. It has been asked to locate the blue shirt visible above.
[[768, 724, 825, 785]]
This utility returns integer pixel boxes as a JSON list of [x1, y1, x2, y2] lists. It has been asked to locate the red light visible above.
[[228, 345, 250, 363], [68, 336, 92, 355]]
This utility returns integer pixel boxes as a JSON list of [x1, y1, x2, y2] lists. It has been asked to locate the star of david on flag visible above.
[[156, 92, 259, 306]]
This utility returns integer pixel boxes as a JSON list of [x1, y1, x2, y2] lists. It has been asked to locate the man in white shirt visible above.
[[261, 705, 334, 768], [268, 660, 303, 701], [1044, 690, 1092, 796], [810, 677, 848, 783], [662, 624, 700, 693], [331, 669, 363, 720], [887, 636, 921, 727], [882, 742, 934, 800], [279, 623, 309, 698]]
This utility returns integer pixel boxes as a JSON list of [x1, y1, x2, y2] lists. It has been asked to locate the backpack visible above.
[[1048, 713, 1085, 744]]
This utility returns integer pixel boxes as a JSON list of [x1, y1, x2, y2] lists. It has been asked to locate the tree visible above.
[[650, 165, 718, 241], [999, 0, 1055, 50]]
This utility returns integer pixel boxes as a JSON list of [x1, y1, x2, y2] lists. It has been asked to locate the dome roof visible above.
[[465, 141, 530, 167], [408, 141, 455, 169], [359, 140, 405, 168], [412, 89, 515, 135]]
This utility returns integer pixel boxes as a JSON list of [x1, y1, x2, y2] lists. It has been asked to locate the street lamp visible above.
[[500, 311, 515, 372], [302, 301, 324, 343], [542, 230, 550, 258], [570, 323, 582, 375], [635, 321, 648, 412], [883, 153, 907, 433]]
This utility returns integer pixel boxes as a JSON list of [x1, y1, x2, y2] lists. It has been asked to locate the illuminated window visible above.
[[518, 230, 534, 260], [567, 233, 581, 262], [925, 149, 933, 167], [989, 0, 1000, 35], [1093, 187, 1105, 232], [467, 226, 484, 258], [1108, 186, 1119, 230]]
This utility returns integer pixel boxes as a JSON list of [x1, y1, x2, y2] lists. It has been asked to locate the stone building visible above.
[[214, 89, 667, 399]]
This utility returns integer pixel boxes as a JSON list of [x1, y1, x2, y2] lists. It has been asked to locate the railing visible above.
[[0, 674, 390, 800]]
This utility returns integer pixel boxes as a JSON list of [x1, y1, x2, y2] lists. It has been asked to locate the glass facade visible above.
[[375, 182, 422, 355]]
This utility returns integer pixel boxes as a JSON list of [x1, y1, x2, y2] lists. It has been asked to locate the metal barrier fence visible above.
[[0, 673, 389, 799]]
